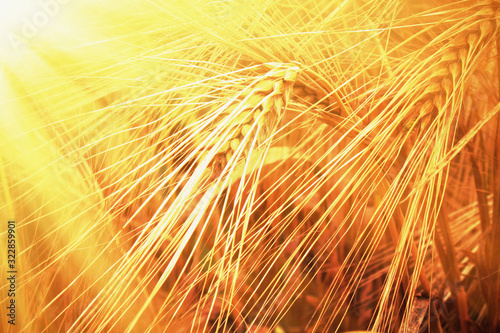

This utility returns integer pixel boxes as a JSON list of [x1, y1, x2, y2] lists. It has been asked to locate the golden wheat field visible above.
[[1, 0, 500, 332]]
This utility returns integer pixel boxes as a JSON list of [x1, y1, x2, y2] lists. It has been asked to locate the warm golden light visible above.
[[1, 0, 499, 332]]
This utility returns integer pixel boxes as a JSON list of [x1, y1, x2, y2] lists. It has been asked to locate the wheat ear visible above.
[[198, 63, 298, 178], [203, 63, 342, 178], [414, 3, 499, 126]]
